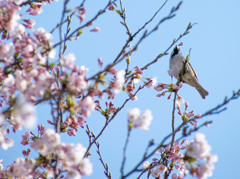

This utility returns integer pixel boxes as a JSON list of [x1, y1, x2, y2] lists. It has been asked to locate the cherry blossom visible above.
[[127, 108, 140, 122], [79, 158, 93, 176], [0, 123, 14, 150], [151, 169, 160, 178], [146, 77, 157, 89], [127, 108, 153, 130], [141, 161, 150, 169], [10, 96, 37, 129], [156, 164, 167, 173], [60, 53, 76, 69], [113, 70, 125, 94]]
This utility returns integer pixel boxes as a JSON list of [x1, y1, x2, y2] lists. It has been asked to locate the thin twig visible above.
[[120, 129, 132, 178], [83, 83, 150, 158], [86, 0, 177, 81], [50, 0, 86, 34], [52, 0, 116, 50], [170, 91, 178, 147], [132, 0, 169, 39], [86, 124, 112, 178]]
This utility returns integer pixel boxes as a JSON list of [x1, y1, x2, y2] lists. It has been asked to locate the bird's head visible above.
[[171, 45, 180, 58]]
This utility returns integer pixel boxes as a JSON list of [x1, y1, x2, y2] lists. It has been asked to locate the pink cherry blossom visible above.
[[176, 95, 184, 105], [14, 0, 28, 5], [79, 96, 96, 111], [146, 77, 157, 89], [21, 132, 31, 145], [67, 128, 76, 136], [156, 164, 167, 173], [5, 12, 20, 32], [12, 157, 36, 177], [29, 4, 43, 16], [151, 169, 160, 178], [31, 128, 60, 156], [11, 96, 37, 129], [141, 161, 150, 169], [127, 108, 140, 122], [68, 72, 88, 93], [60, 53, 76, 69], [138, 109, 153, 130], [172, 173, 178, 179], [127, 108, 153, 130], [0, 123, 14, 150], [172, 84, 179, 90], [0, 42, 15, 63], [112, 70, 125, 94], [33, 27, 53, 42], [79, 158, 93, 176], [22, 19, 36, 29]]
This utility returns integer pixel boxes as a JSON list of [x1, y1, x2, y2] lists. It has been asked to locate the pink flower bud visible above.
[[131, 95, 138, 101], [179, 82, 183, 87], [79, 8, 86, 14], [178, 42, 183, 46], [108, 5, 114, 10], [90, 27, 100, 32], [98, 57, 103, 66], [79, 14, 85, 23], [110, 68, 117, 74], [135, 66, 143, 74], [190, 121, 195, 126], [195, 114, 202, 118]]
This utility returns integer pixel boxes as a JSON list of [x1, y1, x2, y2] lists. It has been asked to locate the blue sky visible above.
[[2, 0, 240, 178]]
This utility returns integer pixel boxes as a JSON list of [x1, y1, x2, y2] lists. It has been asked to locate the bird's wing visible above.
[[187, 61, 198, 81]]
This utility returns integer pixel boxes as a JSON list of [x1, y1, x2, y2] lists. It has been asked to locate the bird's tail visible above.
[[196, 84, 209, 99]]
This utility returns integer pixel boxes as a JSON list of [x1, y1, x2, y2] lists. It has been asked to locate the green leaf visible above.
[[77, 29, 82, 36], [116, 10, 121, 14]]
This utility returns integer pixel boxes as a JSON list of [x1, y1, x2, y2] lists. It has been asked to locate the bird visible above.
[[169, 45, 209, 99]]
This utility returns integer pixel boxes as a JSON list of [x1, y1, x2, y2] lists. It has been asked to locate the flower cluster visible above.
[[150, 141, 187, 179], [176, 100, 201, 125], [1, 128, 93, 178], [112, 69, 125, 94], [146, 133, 217, 179], [127, 108, 153, 130], [0, 95, 36, 150], [0, 128, 93, 179], [184, 133, 218, 179], [0, 123, 14, 150], [155, 82, 183, 98], [0, 157, 37, 178]]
